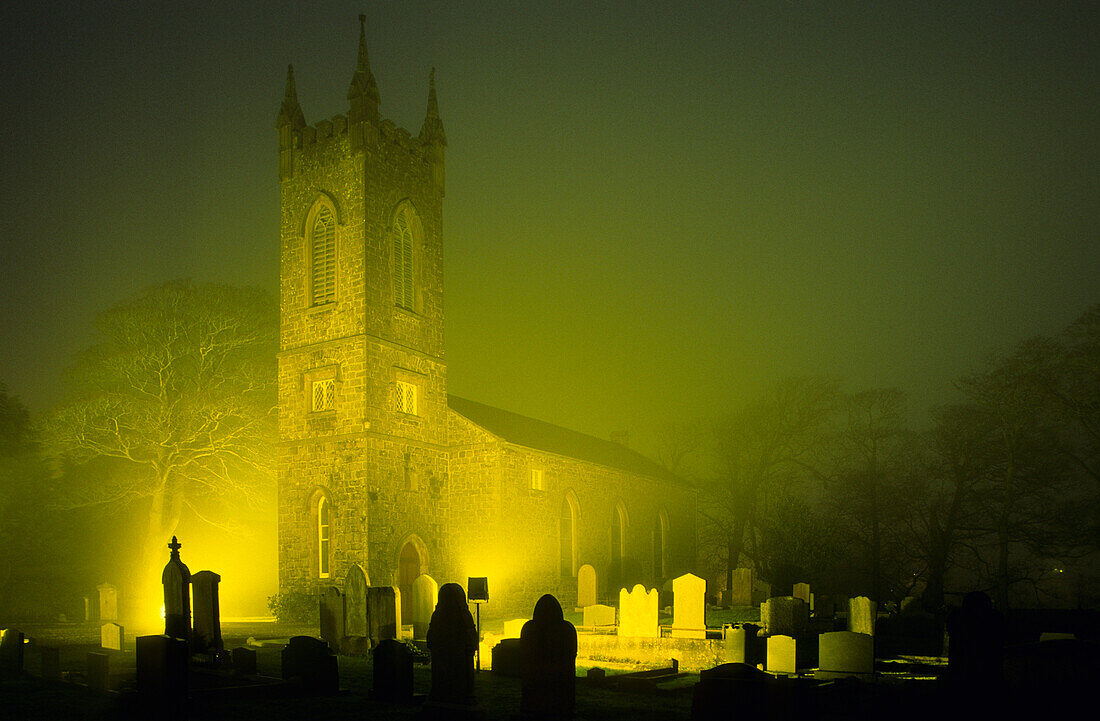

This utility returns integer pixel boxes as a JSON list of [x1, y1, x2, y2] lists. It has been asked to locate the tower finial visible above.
[[419, 67, 446, 146], [348, 15, 380, 119], [277, 64, 306, 129]]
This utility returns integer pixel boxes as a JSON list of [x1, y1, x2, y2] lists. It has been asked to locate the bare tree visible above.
[[42, 281, 277, 615], [699, 377, 838, 594]]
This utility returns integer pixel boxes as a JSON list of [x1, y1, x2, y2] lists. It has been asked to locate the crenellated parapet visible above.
[[277, 16, 444, 190]]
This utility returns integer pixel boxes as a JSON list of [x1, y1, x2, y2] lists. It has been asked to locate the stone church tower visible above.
[[276, 17, 454, 604], [277, 20, 697, 619]]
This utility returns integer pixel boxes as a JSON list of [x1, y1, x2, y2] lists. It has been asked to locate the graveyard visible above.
[[2, 537, 1096, 720]]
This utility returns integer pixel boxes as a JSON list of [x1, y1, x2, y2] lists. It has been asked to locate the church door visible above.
[[398, 541, 420, 619]]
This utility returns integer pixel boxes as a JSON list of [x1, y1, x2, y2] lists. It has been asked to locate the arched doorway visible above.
[[398, 540, 422, 619]]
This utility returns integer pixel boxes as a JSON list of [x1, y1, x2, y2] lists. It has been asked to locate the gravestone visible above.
[[583, 604, 616, 627], [847, 596, 877, 636], [343, 564, 370, 641], [232, 646, 257, 675], [87, 651, 110, 690], [761, 597, 809, 637], [367, 586, 402, 644], [672, 573, 707, 639], [946, 591, 1004, 688], [503, 618, 528, 639], [426, 583, 479, 708], [161, 537, 191, 641], [136, 635, 189, 700], [814, 594, 837, 619], [817, 631, 874, 679], [729, 568, 754, 607], [492, 638, 522, 677], [792, 582, 810, 605], [410, 574, 439, 640], [766, 635, 797, 675], [84, 596, 93, 622], [97, 583, 118, 622], [692, 663, 770, 721], [282, 636, 339, 694], [520, 594, 577, 719], [577, 564, 597, 608], [39, 646, 60, 680], [723, 625, 762, 665], [371, 639, 414, 702], [751, 579, 771, 606], [191, 570, 223, 653], [618, 584, 659, 638], [0, 628, 24, 675], [319, 586, 344, 652], [101, 622, 124, 651]]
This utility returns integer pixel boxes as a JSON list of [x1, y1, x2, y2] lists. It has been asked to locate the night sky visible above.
[[2, 1, 1097, 458]]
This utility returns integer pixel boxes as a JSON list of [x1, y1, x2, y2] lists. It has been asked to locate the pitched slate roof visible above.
[[448, 395, 683, 484]]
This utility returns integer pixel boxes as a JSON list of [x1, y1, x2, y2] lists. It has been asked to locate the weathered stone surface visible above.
[[847, 596, 877, 636], [792, 582, 810, 605], [96, 583, 118, 622], [191, 570, 223, 653], [766, 635, 796, 675], [282, 636, 339, 694], [100, 622, 123, 651], [583, 604, 616, 627], [344, 564, 370, 638], [761, 597, 809, 638], [672, 573, 706, 639], [618, 584, 659, 638], [577, 564, 597, 608], [728, 568, 754, 607], [367, 585, 402, 643], [817, 631, 873, 679], [319, 586, 344, 651], [410, 574, 438, 639]]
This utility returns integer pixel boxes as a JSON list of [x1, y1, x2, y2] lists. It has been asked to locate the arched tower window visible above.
[[392, 204, 417, 311], [311, 205, 336, 305], [560, 492, 578, 577], [317, 495, 332, 578], [653, 509, 670, 579]]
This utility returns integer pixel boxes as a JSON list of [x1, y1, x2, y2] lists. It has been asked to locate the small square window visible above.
[[312, 379, 336, 412], [531, 469, 545, 491], [396, 380, 419, 415]]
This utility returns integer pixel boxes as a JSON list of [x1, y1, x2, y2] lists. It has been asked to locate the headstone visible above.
[[367, 586, 402, 644], [672, 573, 707, 639], [577, 564, 597, 607], [136, 635, 189, 700], [84, 596, 93, 622], [371, 639, 414, 702], [0, 628, 24, 675], [520, 594, 577, 719], [814, 594, 836, 619], [231, 646, 257, 675], [191, 570, 223, 653], [792, 583, 810, 605], [751, 579, 771, 606], [492, 638, 522, 677], [728, 568, 754, 607], [161, 537, 191, 641], [100, 622, 124, 651], [583, 604, 616, 627], [723, 625, 761, 665], [761, 597, 809, 637], [503, 618, 529, 639], [281, 636, 339, 694], [817, 631, 874, 679], [847, 596, 877, 636], [425, 583, 478, 707], [343, 564, 370, 640], [766, 635, 797, 675], [97, 583, 118, 622], [319, 586, 344, 652], [618, 584, 659, 638], [410, 574, 439, 640], [692, 663, 769, 721], [87, 651, 110, 690], [946, 591, 1004, 688], [39, 646, 60, 680]]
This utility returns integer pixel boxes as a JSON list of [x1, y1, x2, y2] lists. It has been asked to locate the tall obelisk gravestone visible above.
[[162, 536, 192, 643]]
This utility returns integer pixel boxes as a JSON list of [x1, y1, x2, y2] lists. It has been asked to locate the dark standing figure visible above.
[[520, 594, 577, 719], [162, 536, 191, 642], [426, 583, 479, 708]]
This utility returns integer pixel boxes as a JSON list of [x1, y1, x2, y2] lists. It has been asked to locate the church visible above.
[[276, 20, 697, 616]]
